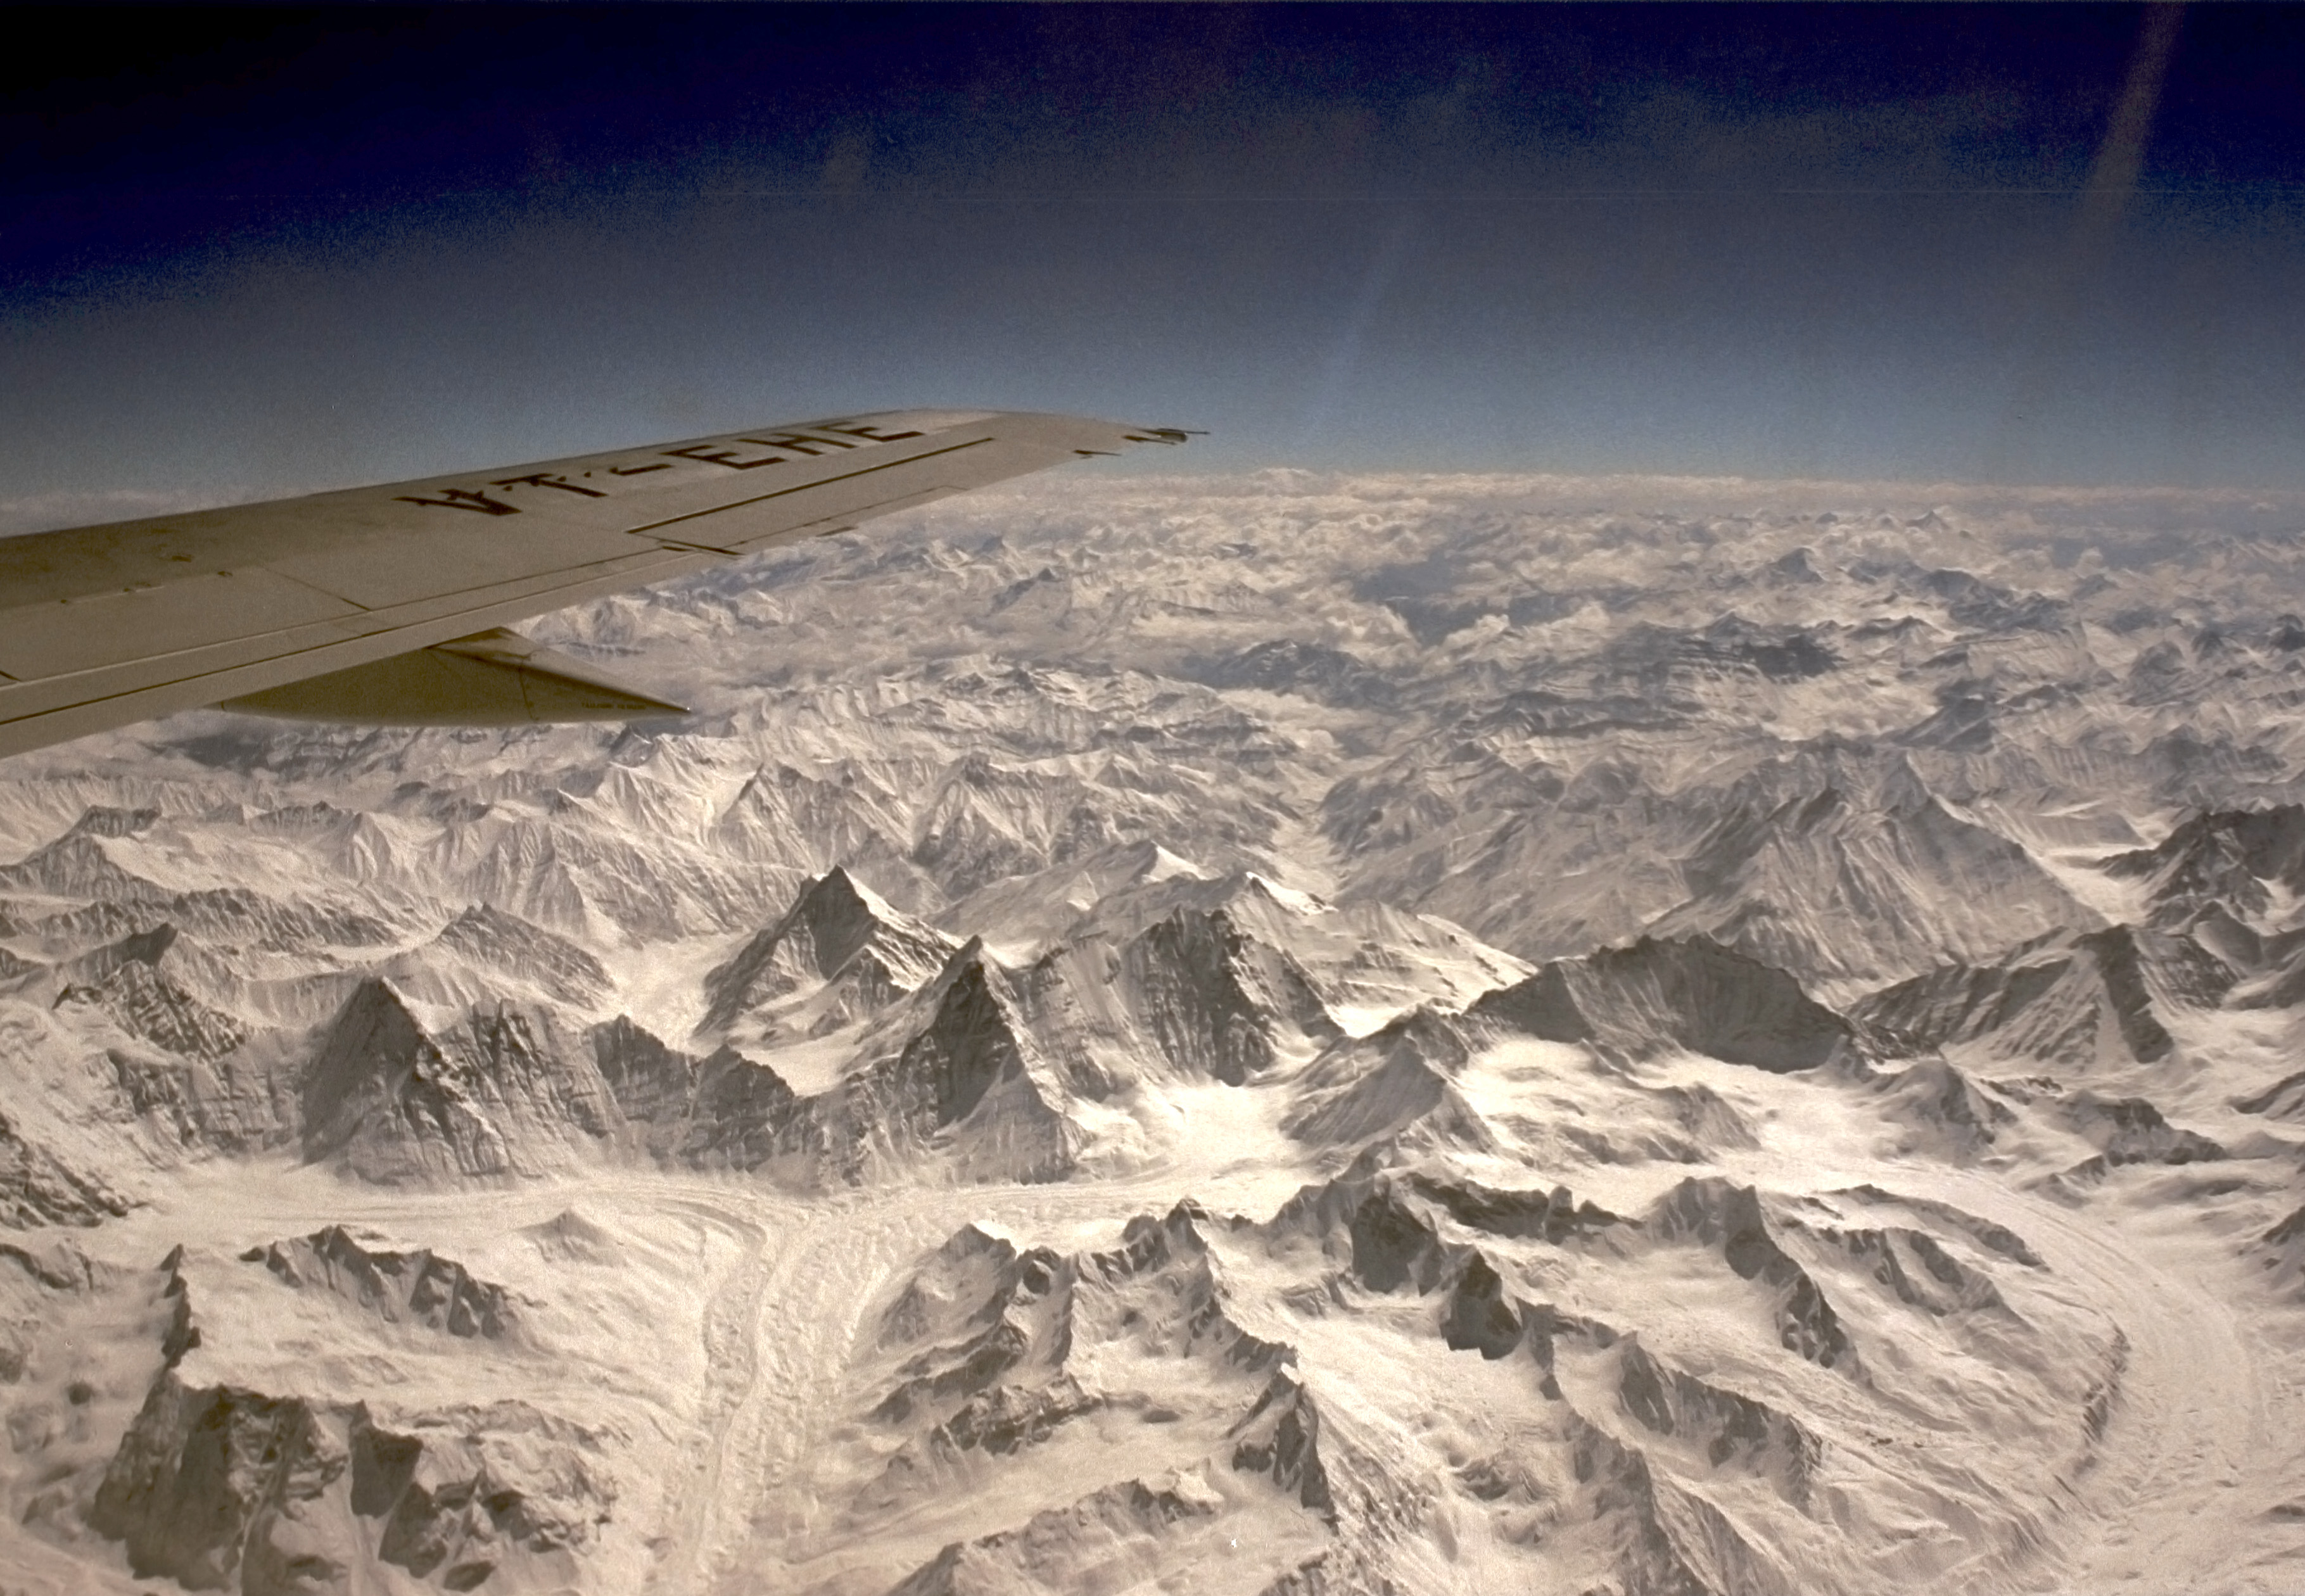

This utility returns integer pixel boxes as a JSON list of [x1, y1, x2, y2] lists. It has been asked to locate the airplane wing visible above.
[[0, 409, 1189, 759]]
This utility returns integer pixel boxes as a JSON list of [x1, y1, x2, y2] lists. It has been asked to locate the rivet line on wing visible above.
[[621, 437, 995, 543]]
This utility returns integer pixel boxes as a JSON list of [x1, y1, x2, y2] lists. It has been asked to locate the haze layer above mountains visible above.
[[2, 467, 2304, 1595]]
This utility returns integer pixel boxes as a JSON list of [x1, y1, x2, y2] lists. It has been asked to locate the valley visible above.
[[2, 467, 2304, 1592]]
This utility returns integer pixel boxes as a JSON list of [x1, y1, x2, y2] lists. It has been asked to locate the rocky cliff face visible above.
[[91, 1376, 611, 1593], [1118, 907, 1333, 1085], [5, 470, 2305, 1593], [2106, 806, 2305, 922], [1853, 925, 2190, 1068], [1642, 754, 2105, 991], [825, 942, 1084, 1184], [11, 1241, 613, 1596], [242, 1227, 516, 1340], [1648, 1178, 1858, 1371], [1283, 1006, 1492, 1149], [0, 1110, 131, 1229], [1472, 935, 1852, 1072], [701, 866, 959, 1041], [300, 980, 613, 1182]]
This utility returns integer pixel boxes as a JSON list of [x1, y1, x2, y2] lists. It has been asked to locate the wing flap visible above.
[[218, 629, 689, 726], [0, 408, 1188, 759], [0, 543, 719, 756]]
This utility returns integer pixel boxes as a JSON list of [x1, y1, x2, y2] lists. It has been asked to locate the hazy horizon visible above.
[[7, 4, 2304, 511]]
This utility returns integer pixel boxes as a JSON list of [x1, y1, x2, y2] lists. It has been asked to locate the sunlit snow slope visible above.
[[3, 469, 2305, 1594]]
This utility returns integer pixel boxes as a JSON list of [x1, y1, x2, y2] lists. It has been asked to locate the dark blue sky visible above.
[[5, 4, 2303, 521]]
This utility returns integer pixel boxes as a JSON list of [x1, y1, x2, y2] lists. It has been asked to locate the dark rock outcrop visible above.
[[1615, 1336, 1823, 1507], [1122, 907, 1337, 1084], [91, 1377, 611, 1594], [1267, 1172, 1629, 1374], [588, 1016, 800, 1170], [241, 1227, 515, 1339], [2061, 1091, 2226, 1167], [873, 1222, 1076, 1427], [1228, 1369, 1334, 1516], [300, 980, 617, 1181], [1438, 1251, 1527, 1359], [2261, 1204, 2305, 1292], [701, 867, 956, 1036], [1402, 1171, 1627, 1245], [1869, 1058, 2017, 1158], [0, 1110, 132, 1228], [1854, 925, 2199, 1067], [2236, 1068, 2305, 1120], [53, 922, 249, 1061], [823, 943, 1080, 1183], [431, 904, 613, 1010], [2105, 806, 2305, 920], [1473, 935, 1851, 1072], [1650, 1179, 1858, 1372], [1283, 1008, 1489, 1149], [1562, 1410, 1798, 1596]]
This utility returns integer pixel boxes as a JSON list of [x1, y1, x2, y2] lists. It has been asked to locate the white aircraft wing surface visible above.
[[0, 408, 1188, 759]]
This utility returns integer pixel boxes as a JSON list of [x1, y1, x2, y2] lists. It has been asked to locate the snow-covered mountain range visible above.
[[3, 467, 2304, 1593]]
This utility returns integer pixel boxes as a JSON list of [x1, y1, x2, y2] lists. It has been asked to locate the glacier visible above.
[[0, 467, 2302, 1592]]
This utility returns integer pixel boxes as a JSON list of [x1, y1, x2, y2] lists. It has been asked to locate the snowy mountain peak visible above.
[[1138, 844, 1205, 884], [65, 805, 160, 840], [1473, 934, 1851, 1072], [10, 471, 2305, 1593], [2107, 805, 2305, 928], [699, 867, 960, 1039], [428, 902, 613, 1011]]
